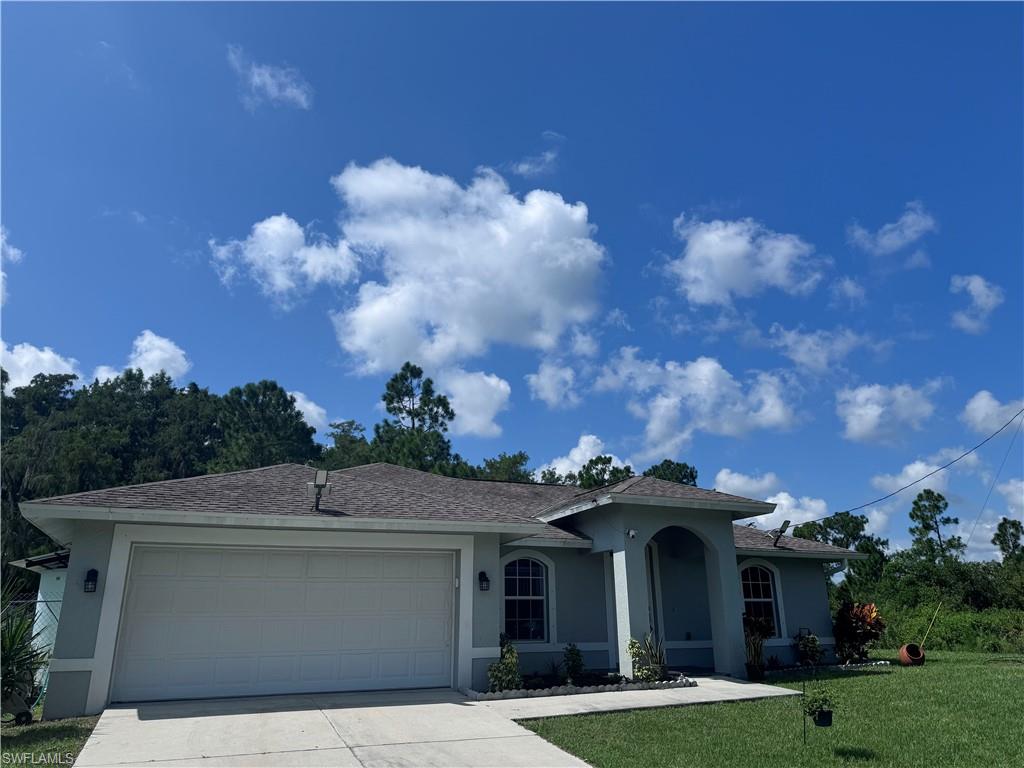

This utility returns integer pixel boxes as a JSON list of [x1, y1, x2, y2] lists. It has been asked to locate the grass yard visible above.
[[0, 706, 98, 767], [522, 652, 1024, 768]]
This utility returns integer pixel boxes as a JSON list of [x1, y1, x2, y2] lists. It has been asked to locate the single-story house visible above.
[[21, 462, 863, 719]]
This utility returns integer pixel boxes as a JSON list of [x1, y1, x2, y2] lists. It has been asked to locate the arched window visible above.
[[741, 565, 780, 637], [503, 557, 548, 641]]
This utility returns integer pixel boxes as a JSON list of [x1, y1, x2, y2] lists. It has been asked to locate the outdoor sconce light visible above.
[[84, 569, 99, 593], [478, 571, 490, 591]]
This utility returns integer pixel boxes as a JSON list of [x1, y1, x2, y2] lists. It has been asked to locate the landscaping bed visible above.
[[464, 676, 696, 701]]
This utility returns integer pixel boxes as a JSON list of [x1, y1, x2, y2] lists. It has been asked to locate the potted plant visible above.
[[803, 685, 835, 727], [743, 614, 773, 681]]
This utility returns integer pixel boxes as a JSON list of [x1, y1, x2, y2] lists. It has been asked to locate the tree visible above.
[[214, 381, 319, 471], [909, 489, 964, 561], [477, 452, 534, 482], [992, 517, 1023, 563], [794, 512, 889, 601], [371, 363, 458, 473], [574, 455, 634, 489], [381, 362, 454, 432], [319, 420, 374, 470], [642, 459, 698, 486]]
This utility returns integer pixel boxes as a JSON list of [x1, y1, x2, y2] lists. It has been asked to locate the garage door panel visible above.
[[174, 582, 221, 613], [112, 546, 454, 702]]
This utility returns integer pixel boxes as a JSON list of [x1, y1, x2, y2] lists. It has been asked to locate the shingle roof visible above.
[[732, 524, 867, 558], [544, 474, 773, 515], [26, 462, 858, 557]]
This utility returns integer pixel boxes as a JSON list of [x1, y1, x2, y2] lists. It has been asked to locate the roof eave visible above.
[[537, 492, 775, 523], [735, 547, 870, 561], [20, 502, 552, 538]]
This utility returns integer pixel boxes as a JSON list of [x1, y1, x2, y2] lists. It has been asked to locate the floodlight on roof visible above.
[[307, 469, 332, 512], [772, 519, 791, 547]]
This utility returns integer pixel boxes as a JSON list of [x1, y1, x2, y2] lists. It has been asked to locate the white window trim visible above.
[[499, 549, 557, 647], [737, 558, 788, 640], [85, 524, 475, 715]]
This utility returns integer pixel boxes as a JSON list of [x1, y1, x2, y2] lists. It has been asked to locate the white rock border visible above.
[[462, 677, 697, 701], [765, 659, 891, 674]]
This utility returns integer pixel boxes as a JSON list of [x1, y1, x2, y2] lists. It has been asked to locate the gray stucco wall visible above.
[[52, 520, 114, 659], [42, 671, 91, 720], [43, 520, 115, 719]]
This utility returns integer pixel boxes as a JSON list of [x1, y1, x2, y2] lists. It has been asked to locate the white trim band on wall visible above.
[[49, 658, 95, 673]]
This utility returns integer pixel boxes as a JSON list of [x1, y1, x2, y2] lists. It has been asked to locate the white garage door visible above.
[[110, 546, 454, 702]]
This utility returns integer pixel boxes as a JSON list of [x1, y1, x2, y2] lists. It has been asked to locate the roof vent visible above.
[[307, 469, 332, 512]]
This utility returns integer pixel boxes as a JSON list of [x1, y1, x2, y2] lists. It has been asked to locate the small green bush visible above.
[[803, 684, 836, 716], [793, 633, 824, 666], [563, 643, 585, 685], [628, 633, 667, 682], [487, 638, 523, 692]]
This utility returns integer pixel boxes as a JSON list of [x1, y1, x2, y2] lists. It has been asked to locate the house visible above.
[[21, 462, 864, 719]]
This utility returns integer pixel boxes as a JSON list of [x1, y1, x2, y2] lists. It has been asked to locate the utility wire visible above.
[[963, 410, 1023, 550], [797, 404, 1024, 528]]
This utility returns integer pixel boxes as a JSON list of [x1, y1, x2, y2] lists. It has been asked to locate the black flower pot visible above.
[[745, 663, 765, 681], [812, 709, 833, 727]]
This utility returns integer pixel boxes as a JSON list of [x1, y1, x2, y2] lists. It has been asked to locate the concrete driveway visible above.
[[74, 689, 587, 768]]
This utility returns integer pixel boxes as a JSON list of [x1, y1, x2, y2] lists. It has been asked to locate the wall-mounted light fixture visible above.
[[626, 528, 638, 540], [84, 569, 99, 593], [478, 571, 490, 591]]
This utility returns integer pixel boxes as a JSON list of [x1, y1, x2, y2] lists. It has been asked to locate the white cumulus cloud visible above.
[[1, 340, 80, 389], [227, 44, 313, 110], [440, 369, 511, 438], [835, 380, 939, 443], [93, 330, 192, 382], [597, 347, 796, 461], [539, 434, 625, 479], [329, 159, 606, 372], [950, 274, 1004, 334], [997, 478, 1023, 518], [960, 390, 1024, 434], [210, 213, 358, 309], [830, 276, 866, 307], [667, 213, 823, 306], [526, 361, 580, 409], [760, 492, 829, 531], [713, 468, 781, 499], [767, 324, 872, 374], [289, 390, 328, 433], [847, 200, 937, 256]]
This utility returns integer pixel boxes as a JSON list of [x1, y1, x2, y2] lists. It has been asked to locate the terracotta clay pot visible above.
[[899, 643, 925, 666]]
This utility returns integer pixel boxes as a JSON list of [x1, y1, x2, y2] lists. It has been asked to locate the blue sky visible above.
[[2, 3, 1021, 557]]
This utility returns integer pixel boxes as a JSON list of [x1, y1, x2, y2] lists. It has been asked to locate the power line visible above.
[[798, 404, 1024, 528], [963, 411, 1023, 551]]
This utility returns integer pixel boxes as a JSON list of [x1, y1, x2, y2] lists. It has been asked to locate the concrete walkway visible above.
[[75, 678, 797, 767], [475, 676, 798, 719]]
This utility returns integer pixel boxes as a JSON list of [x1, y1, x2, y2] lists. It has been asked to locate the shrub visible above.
[[743, 614, 773, 668], [1, 585, 49, 703], [563, 643, 585, 685], [628, 633, 667, 682], [793, 633, 824, 666], [834, 602, 885, 662], [803, 684, 836, 716], [879, 606, 1024, 653], [487, 635, 523, 692]]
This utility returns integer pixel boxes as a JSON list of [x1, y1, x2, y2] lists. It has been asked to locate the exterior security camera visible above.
[[626, 528, 638, 539]]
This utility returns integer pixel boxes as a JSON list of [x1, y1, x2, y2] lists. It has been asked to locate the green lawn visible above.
[[522, 652, 1024, 767], [0, 707, 98, 767]]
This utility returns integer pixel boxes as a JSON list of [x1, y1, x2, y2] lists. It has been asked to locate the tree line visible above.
[[0, 362, 696, 583]]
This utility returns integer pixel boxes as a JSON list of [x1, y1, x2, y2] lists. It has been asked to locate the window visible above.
[[741, 565, 780, 637], [504, 557, 547, 641]]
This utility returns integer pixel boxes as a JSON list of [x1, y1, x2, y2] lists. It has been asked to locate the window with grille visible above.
[[503, 558, 547, 641], [741, 565, 779, 637]]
